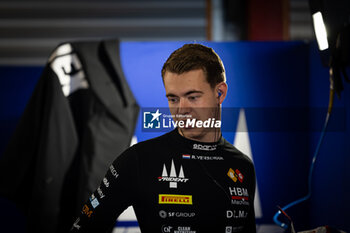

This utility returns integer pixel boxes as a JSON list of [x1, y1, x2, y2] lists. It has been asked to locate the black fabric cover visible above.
[[0, 40, 139, 233]]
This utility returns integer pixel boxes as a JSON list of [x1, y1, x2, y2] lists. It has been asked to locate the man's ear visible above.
[[216, 82, 228, 104]]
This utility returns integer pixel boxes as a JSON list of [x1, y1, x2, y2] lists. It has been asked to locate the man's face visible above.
[[163, 69, 219, 141]]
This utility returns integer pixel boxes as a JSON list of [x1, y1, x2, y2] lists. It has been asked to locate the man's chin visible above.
[[178, 127, 204, 140]]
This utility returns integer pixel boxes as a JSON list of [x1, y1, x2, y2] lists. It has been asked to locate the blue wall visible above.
[[0, 41, 349, 232]]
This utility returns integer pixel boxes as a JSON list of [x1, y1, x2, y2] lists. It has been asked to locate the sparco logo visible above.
[[193, 144, 217, 151], [158, 159, 189, 188]]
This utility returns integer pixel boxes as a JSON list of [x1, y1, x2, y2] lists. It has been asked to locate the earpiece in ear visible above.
[[218, 91, 222, 97]]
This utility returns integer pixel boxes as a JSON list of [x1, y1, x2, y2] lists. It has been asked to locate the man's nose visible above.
[[177, 98, 191, 114]]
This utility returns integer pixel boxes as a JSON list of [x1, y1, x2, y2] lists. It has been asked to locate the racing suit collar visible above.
[[171, 128, 224, 152]]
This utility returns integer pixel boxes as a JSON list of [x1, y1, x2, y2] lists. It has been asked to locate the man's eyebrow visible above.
[[184, 90, 203, 96], [166, 93, 177, 98], [166, 90, 203, 98]]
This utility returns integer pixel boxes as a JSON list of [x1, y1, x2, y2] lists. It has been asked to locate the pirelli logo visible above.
[[158, 194, 193, 205]]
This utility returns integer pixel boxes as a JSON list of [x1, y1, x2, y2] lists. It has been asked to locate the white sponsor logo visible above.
[[72, 217, 81, 230], [49, 43, 89, 97], [229, 187, 249, 205], [193, 144, 217, 151], [161, 226, 196, 233], [229, 187, 249, 197], [226, 226, 244, 233], [103, 177, 109, 188], [159, 210, 167, 218], [109, 165, 119, 179], [231, 199, 250, 206], [97, 187, 105, 199], [173, 212, 195, 218], [158, 159, 189, 188], [159, 210, 195, 219], [162, 225, 173, 233], [175, 226, 196, 233], [226, 210, 248, 219]]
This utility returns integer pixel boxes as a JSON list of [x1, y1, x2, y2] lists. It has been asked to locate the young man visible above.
[[70, 44, 256, 233]]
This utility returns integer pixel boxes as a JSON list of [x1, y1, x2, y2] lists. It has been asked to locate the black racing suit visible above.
[[70, 129, 256, 233]]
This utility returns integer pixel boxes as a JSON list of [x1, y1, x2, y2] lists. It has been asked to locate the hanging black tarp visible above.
[[0, 40, 139, 233]]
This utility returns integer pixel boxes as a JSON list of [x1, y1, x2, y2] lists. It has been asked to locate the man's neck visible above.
[[177, 128, 221, 143]]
